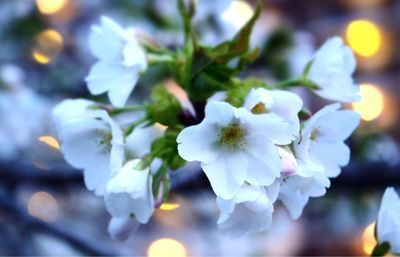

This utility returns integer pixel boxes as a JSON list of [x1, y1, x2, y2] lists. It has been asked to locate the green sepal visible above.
[[226, 77, 268, 107], [151, 126, 186, 170], [147, 85, 182, 126], [184, 1, 262, 102], [213, 0, 262, 64]]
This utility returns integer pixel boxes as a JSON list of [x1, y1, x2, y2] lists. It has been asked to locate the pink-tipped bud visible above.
[[277, 146, 298, 176]]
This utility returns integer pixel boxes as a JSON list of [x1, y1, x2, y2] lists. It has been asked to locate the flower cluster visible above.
[[53, 1, 363, 240]]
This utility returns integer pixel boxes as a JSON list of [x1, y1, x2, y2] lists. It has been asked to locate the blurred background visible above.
[[0, 0, 399, 255]]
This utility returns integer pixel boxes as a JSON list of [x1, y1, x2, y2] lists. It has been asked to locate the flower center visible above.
[[219, 123, 246, 150], [251, 102, 268, 114], [96, 129, 112, 153], [310, 127, 320, 141]]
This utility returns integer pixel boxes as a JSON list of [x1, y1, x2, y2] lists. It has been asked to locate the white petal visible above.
[[177, 121, 219, 163], [318, 110, 360, 141], [279, 188, 308, 219], [218, 204, 273, 237], [244, 140, 282, 186], [202, 151, 247, 199], [60, 118, 108, 169], [122, 41, 147, 71], [106, 160, 149, 196], [269, 90, 303, 138], [310, 141, 349, 177], [378, 188, 400, 242], [52, 99, 95, 129], [245, 112, 291, 145], [309, 37, 360, 103], [105, 161, 154, 223], [85, 61, 139, 107], [217, 197, 236, 215], [107, 69, 140, 108], [217, 185, 274, 237], [108, 217, 140, 241], [126, 124, 164, 158], [89, 17, 126, 61], [243, 88, 274, 111], [84, 158, 111, 196], [380, 230, 400, 253], [301, 103, 341, 135], [204, 101, 236, 127]]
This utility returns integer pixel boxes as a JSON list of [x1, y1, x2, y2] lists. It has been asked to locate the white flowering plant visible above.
[[53, 0, 363, 241]]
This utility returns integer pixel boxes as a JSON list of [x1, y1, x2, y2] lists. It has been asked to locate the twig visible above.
[[0, 190, 117, 256]]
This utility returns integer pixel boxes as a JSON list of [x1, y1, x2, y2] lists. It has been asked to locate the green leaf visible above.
[[147, 85, 182, 126], [214, 0, 262, 64]]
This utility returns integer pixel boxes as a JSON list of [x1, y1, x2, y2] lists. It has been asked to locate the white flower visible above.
[[278, 173, 330, 219], [308, 37, 361, 103], [244, 88, 303, 141], [177, 101, 291, 199], [108, 217, 140, 241], [294, 103, 360, 178], [377, 187, 400, 253], [104, 159, 154, 224], [85, 16, 147, 108], [56, 108, 124, 196], [217, 183, 279, 237]]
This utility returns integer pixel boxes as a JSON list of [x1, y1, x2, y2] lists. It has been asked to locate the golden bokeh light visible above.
[[221, 0, 254, 30], [27, 191, 59, 222], [346, 20, 382, 57], [352, 84, 384, 122], [362, 223, 377, 255], [32, 29, 64, 65], [38, 135, 60, 149], [36, 0, 67, 15], [147, 238, 187, 257], [160, 203, 181, 211]]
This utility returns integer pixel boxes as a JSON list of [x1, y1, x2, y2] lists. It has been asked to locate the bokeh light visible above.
[[221, 0, 254, 30], [36, 0, 67, 15], [346, 20, 382, 58], [352, 84, 384, 121], [27, 191, 59, 223], [32, 29, 64, 65], [147, 238, 187, 257], [160, 203, 180, 211], [38, 135, 60, 150], [361, 223, 377, 255]]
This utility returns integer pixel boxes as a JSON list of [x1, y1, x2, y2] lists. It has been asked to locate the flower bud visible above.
[[277, 146, 297, 176]]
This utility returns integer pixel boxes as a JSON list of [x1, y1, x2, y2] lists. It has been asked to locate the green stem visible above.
[[109, 105, 146, 116], [271, 78, 304, 89], [147, 53, 175, 65], [271, 77, 318, 90], [124, 116, 148, 137]]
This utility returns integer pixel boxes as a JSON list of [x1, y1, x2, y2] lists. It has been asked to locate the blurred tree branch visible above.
[[0, 189, 116, 256]]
